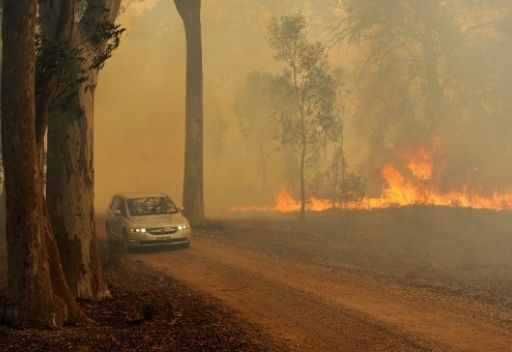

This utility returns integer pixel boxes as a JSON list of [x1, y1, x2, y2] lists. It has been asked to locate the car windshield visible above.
[[127, 197, 178, 216]]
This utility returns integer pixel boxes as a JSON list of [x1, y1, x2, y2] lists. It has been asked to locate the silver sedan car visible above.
[[105, 193, 192, 250]]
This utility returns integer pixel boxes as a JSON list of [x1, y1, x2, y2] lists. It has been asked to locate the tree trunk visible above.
[[1, 0, 80, 327], [332, 147, 339, 209], [175, 0, 205, 225], [299, 143, 306, 221], [0, 0, 5, 267], [47, 71, 109, 301], [291, 59, 307, 221], [45, 0, 120, 301], [259, 142, 268, 193]]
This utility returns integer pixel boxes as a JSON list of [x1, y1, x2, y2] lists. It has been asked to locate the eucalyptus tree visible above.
[[269, 15, 339, 220], [338, 0, 451, 136], [44, 0, 123, 301], [335, 0, 512, 192], [328, 0, 468, 191], [174, 0, 205, 225], [1, 0, 80, 328]]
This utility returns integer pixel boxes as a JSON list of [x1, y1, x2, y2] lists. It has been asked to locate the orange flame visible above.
[[406, 148, 433, 181], [231, 148, 512, 213]]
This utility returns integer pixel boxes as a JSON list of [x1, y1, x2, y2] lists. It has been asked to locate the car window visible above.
[[126, 197, 178, 216]]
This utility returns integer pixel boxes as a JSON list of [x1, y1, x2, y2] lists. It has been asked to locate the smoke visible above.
[[118, 0, 160, 25], [95, 1, 512, 216], [95, 1, 297, 216]]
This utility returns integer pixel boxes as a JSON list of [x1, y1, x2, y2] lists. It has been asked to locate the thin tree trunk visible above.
[[332, 146, 339, 209], [1, 0, 80, 327], [299, 143, 306, 221], [259, 142, 268, 193], [175, 0, 205, 225], [291, 60, 307, 222]]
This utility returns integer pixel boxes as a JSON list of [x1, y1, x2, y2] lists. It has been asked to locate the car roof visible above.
[[114, 192, 170, 200]]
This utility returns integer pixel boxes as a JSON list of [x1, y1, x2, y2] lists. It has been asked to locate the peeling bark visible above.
[[46, 0, 120, 301], [1, 0, 80, 327], [47, 72, 109, 300]]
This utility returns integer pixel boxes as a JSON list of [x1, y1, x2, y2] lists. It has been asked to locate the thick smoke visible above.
[[95, 0, 512, 215]]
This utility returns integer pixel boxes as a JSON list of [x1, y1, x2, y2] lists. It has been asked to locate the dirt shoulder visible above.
[[0, 258, 288, 352]]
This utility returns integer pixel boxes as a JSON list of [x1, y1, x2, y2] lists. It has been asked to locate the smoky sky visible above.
[[95, 0, 512, 215]]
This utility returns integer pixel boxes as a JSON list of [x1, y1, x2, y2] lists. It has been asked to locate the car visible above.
[[105, 193, 192, 251]]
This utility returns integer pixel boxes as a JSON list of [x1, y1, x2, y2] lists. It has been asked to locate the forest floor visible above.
[[0, 256, 287, 352], [2, 207, 512, 351]]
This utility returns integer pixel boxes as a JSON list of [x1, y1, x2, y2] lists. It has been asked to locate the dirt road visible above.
[[129, 224, 512, 352]]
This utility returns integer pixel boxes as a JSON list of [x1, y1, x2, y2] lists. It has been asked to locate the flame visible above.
[[275, 190, 301, 213], [405, 148, 433, 181], [231, 147, 512, 213]]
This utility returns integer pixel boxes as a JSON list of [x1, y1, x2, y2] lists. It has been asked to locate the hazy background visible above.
[[96, 0, 341, 215], [95, 0, 512, 216]]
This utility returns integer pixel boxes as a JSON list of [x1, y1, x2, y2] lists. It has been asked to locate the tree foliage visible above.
[[268, 14, 340, 218], [330, 0, 512, 193], [37, 2, 124, 113]]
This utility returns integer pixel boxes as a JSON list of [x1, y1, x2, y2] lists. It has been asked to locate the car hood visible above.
[[126, 213, 190, 228]]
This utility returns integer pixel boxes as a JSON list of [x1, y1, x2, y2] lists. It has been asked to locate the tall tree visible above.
[[269, 15, 339, 220], [334, 0, 512, 193], [45, 0, 122, 301], [174, 0, 205, 225], [339, 0, 447, 135], [1, 0, 80, 327], [332, 0, 463, 192]]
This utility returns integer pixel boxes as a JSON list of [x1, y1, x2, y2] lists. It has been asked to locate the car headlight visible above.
[[178, 224, 189, 230], [129, 227, 147, 233]]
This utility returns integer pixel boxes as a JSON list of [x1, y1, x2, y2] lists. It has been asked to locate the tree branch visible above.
[[81, 0, 121, 42]]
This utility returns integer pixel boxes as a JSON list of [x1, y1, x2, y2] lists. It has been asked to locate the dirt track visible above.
[[128, 221, 512, 352]]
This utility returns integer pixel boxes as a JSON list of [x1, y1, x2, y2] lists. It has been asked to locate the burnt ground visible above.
[[225, 207, 512, 303], [0, 257, 287, 352]]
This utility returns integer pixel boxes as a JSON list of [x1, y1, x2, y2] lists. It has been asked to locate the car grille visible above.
[[147, 226, 178, 236]]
